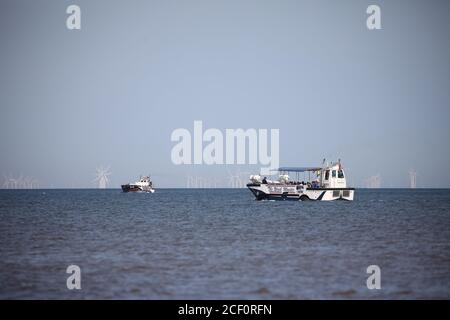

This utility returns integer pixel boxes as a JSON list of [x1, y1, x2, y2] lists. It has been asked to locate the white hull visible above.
[[247, 183, 354, 201], [139, 186, 155, 193]]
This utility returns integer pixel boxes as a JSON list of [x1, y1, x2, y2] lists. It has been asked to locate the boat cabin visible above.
[[320, 163, 347, 188], [252, 160, 348, 189]]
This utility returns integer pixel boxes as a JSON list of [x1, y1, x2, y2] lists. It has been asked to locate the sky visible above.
[[0, 0, 449, 188]]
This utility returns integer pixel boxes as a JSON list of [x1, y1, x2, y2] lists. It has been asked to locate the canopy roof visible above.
[[275, 167, 322, 172]]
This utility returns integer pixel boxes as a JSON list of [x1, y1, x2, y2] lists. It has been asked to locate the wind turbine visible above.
[[94, 166, 111, 189], [5, 174, 18, 189], [11, 176, 19, 189], [23, 176, 32, 189], [2, 174, 13, 189], [31, 177, 39, 189], [409, 169, 417, 188], [364, 174, 381, 188], [17, 174, 27, 189], [186, 175, 198, 188]]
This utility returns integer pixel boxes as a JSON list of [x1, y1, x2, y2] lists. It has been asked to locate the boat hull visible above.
[[247, 183, 354, 201], [121, 184, 155, 193]]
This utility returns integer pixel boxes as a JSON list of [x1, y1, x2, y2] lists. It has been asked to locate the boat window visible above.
[[325, 170, 330, 180], [332, 170, 336, 178], [338, 170, 344, 178]]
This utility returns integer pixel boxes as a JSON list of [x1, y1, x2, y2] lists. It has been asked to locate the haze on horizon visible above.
[[1, 0, 449, 188]]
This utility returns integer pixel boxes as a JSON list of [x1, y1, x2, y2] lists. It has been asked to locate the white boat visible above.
[[247, 160, 355, 201], [121, 176, 155, 193]]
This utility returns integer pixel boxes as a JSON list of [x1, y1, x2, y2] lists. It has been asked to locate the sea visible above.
[[0, 188, 449, 299]]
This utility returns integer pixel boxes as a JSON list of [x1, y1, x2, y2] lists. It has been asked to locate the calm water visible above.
[[0, 188, 449, 299]]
